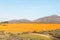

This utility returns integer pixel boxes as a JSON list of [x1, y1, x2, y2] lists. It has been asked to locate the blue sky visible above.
[[0, 0, 60, 21]]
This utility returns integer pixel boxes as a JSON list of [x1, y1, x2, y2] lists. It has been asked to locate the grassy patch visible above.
[[18, 34, 53, 40]]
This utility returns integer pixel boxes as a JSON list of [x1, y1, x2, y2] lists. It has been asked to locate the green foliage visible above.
[[32, 31, 38, 33], [0, 21, 8, 24], [19, 34, 52, 40], [0, 29, 60, 40], [32, 29, 60, 40], [0, 31, 53, 40]]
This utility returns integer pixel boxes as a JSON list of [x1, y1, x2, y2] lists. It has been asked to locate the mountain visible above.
[[34, 15, 60, 23], [8, 19, 31, 23], [1, 15, 60, 23]]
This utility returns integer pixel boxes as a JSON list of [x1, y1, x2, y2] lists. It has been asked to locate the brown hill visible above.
[[34, 15, 60, 23], [1, 15, 60, 23], [8, 19, 31, 23]]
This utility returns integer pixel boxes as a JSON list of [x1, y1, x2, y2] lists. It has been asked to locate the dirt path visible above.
[[29, 33, 51, 38], [29, 33, 60, 40]]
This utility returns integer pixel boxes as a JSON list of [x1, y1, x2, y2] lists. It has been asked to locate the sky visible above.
[[0, 0, 60, 21]]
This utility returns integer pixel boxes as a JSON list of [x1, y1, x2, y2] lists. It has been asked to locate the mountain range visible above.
[[2, 15, 60, 23]]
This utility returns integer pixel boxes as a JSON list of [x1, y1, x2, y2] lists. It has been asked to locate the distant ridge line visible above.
[[1, 15, 60, 24]]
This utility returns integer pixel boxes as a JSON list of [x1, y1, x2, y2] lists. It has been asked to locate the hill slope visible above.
[[1, 15, 60, 23], [34, 15, 60, 23], [8, 19, 31, 23]]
